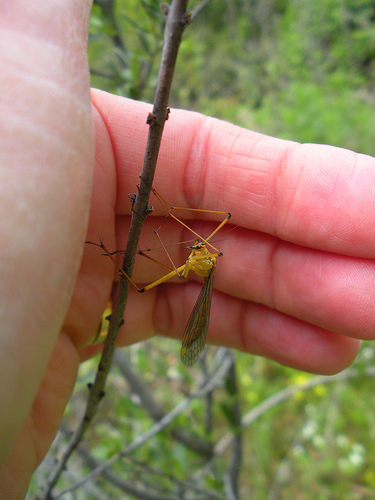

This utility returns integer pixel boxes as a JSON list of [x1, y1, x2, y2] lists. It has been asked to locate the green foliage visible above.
[[88, 0, 375, 155], [254, 82, 375, 153], [30, 344, 375, 498], [29, 1, 375, 498], [89, 0, 164, 99]]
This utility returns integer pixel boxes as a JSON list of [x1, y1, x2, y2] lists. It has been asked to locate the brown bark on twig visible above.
[[39, 1, 190, 497], [113, 350, 214, 457]]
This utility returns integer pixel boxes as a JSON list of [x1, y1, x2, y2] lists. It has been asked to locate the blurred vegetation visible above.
[[30, 1, 375, 498], [89, 0, 375, 155]]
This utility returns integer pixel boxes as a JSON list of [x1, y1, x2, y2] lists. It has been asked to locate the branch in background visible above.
[[38, 1, 190, 497], [52, 355, 233, 498], [55, 441, 225, 500], [92, 0, 165, 100], [190, 0, 212, 20], [94, 0, 127, 56], [214, 366, 375, 458], [89, 67, 117, 80], [200, 353, 215, 435], [113, 349, 214, 457], [224, 354, 242, 499]]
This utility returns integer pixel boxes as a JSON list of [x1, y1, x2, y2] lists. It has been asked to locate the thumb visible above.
[[0, 0, 94, 461]]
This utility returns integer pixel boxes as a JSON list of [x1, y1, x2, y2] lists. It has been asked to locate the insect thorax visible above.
[[188, 244, 216, 278]]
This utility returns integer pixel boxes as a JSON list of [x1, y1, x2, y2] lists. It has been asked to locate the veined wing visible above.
[[180, 266, 215, 367]]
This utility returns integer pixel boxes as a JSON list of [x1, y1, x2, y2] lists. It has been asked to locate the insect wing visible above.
[[180, 267, 215, 366]]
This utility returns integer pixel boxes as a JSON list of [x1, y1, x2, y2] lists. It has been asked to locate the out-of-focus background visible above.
[[30, 1, 375, 498], [90, 0, 375, 155]]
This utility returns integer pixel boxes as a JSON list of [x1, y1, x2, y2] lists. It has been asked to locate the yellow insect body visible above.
[[185, 242, 217, 278], [178, 241, 218, 366], [87, 188, 231, 366]]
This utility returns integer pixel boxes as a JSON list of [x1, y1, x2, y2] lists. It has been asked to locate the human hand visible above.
[[2, 0, 375, 497], [0, 0, 94, 496], [84, 91, 372, 379]]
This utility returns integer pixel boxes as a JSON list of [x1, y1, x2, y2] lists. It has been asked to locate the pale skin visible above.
[[1, 0, 375, 497]]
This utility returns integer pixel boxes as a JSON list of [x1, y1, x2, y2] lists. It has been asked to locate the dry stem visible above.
[[39, 1, 190, 497]]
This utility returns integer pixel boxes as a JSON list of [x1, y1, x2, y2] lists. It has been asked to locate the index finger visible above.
[[92, 89, 375, 259]]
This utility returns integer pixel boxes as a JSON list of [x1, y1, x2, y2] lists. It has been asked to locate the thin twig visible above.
[[190, 0, 212, 20], [214, 366, 375, 457], [201, 354, 214, 434], [113, 349, 214, 457], [54, 445, 224, 500], [189, 365, 375, 488], [38, 1, 190, 498], [51, 355, 233, 498], [225, 353, 242, 499], [94, 0, 127, 56]]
